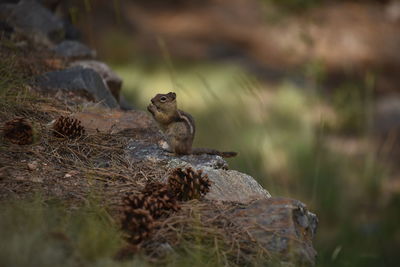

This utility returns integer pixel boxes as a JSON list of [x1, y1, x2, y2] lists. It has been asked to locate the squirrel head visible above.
[[151, 92, 177, 112]]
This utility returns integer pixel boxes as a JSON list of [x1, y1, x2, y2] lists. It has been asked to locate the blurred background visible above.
[[50, 0, 400, 266]]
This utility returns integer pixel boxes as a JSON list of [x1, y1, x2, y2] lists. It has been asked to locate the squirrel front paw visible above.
[[147, 103, 156, 115], [158, 140, 172, 152]]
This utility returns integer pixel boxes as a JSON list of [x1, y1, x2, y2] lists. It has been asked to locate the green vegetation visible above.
[[0, 51, 28, 107], [263, 0, 322, 12], [0, 195, 124, 267], [0, 195, 271, 267]]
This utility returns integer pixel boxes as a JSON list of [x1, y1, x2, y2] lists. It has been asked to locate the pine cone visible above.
[[3, 117, 33, 145], [168, 167, 211, 201], [53, 116, 85, 139], [120, 208, 154, 245], [120, 182, 180, 245], [142, 181, 166, 197], [124, 182, 180, 219], [145, 182, 180, 216]]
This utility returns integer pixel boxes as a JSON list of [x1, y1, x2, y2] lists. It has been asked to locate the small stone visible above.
[[35, 146, 45, 152], [31, 176, 43, 183], [15, 176, 25, 181], [70, 170, 79, 175], [64, 170, 78, 178], [27, 161, 38, 171]]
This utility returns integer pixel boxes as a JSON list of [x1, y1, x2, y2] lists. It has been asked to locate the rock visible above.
[[36, 66, 119, 108], [1, 0, 64, 43], [69, 60, 122, 100], [119, 94, 135, 110], [62, 19, 80, 40], [34, 0, 80, 40], [27, 161, 38, 171], [0, 20, 14, 38], [128, 140, 229, 170], [202, 167, 271, 202], [127, 140, 271, 203], [53, 40, 96, 59], [386, 0, 400, 22], [0, 166, 10, 179], [36, 0, 61, 12], [373, 95, 400, 156], [231, 197, 318, 266], [72, 109, 153, 134], [14, 176, 26, 181], [31, 176, 43, 183], [374, 96, 400, 135], [0, 1, 19, 4]]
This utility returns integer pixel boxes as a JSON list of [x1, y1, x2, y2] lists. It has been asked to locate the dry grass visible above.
[[141, 200, 273, 266], [0, 109, 167, 206], [0, 40, 167, 208]]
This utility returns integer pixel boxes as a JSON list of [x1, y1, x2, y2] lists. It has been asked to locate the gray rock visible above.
[[36, 66, 119, 108], [127, 140, 230, 170], [231, 197, 318, 266], [35, 0, 61, 12], [127, 140, 270, 203], [373, 95, 400, 156], [119, 94, 135, 110], [0, 20, 14, 38], [202, 167, 271, 202], [69, 60, 122, 100], [2, 0, 64, 43], [53, 40, 96, 59], [374, 95, 400, 135]]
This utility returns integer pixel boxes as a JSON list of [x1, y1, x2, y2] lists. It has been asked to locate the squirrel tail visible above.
[[192, 148, 238, 158]]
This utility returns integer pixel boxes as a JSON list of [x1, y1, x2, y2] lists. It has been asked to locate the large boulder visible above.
[[1, 0, 64, 43], [231, 197, 318, 266], [127, 140, 271, 203], [374, 96, 400, 136], [36, 66, 119, 108], [69, 60, 122, 101], [373, 96, 400, 156]]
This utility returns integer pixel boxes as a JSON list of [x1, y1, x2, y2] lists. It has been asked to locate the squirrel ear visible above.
[[169, 92, 176, 100]]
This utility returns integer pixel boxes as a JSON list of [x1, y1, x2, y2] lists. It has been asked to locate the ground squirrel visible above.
[[147, 92, 237, 158]]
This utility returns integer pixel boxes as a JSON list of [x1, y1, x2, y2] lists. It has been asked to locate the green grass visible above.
[[263, 0, 322, 12], [0, 43, 42, 122], [0, 194, 131, 267], [0, 52, 28, 104]]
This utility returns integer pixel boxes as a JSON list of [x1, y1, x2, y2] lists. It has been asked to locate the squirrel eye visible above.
[[160, 96, 167, 102]]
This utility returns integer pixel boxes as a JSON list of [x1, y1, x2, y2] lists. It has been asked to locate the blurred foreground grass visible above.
[[114, 60, 400, 266], [0, 195, 246, 267], [0, 195, 124, 267]]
